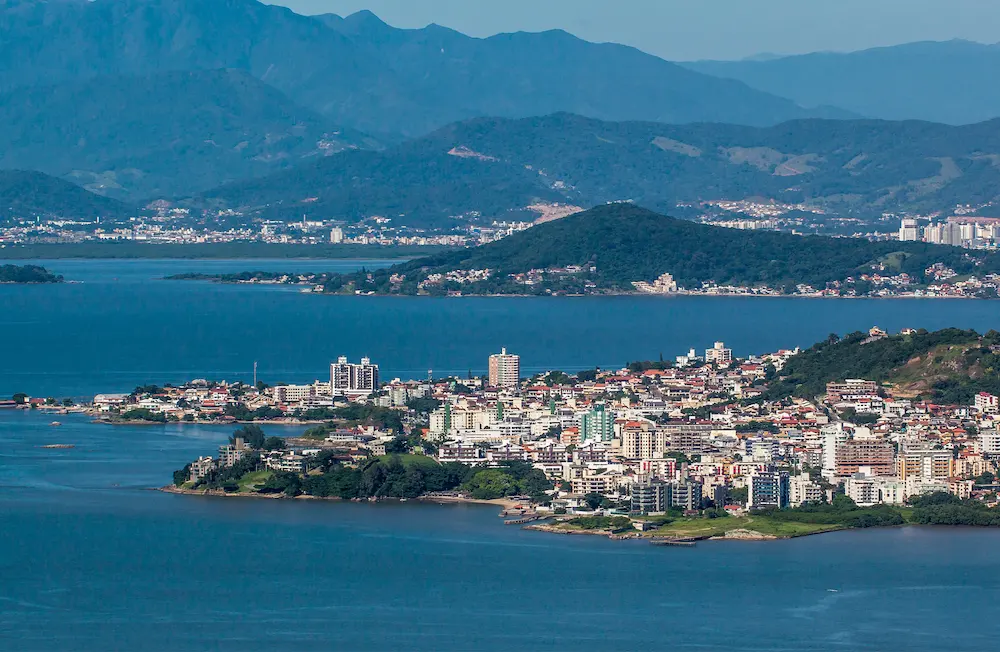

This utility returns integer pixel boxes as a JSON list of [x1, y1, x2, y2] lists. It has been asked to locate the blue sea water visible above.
[[3, 258, 1000, 651], [2, 258, 1000, 398], [2, 409, 1000, 651]]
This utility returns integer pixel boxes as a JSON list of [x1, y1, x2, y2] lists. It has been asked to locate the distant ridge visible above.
[[684, 39, 1000, 124], [0, 170, 132, 218]]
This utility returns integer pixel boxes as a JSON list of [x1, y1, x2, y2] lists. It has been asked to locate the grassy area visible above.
[[0, 242, 454, 260], [237, 470, 273, 493]]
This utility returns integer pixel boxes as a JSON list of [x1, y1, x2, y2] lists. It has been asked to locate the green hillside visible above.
[[766, 328, 1000, 403], [390, 204, 997, 291]]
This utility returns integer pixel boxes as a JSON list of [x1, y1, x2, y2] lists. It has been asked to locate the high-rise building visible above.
[[488, 348, 520, 387], [580, 403, 615, 442], [748, 469, 790, 509], [330, 356, 380, 396], [705, 341, 733, 365], [899, 218, 919, 242], [330, 227, 345, 244]]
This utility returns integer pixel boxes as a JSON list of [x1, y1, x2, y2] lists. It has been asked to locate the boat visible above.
[[50, 421, 61, 426]]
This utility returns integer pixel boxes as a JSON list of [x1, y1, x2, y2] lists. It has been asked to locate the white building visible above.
[[899, 218, 919, 242], [488, 348, 520, 388], [705, 342, 733, 366], [974, 392, 999, 414], [330, 356, 380, 396]]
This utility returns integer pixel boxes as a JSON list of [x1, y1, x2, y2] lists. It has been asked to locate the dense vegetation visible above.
[[0, 170, 131, 219], [767, 328, 1000, 402], [758, 494, 905, 528], [908, 492, 1000, 526], [0, 264, 62, 283]]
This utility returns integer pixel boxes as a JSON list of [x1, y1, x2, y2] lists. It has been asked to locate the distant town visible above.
[[14, 329, 1000, 541]]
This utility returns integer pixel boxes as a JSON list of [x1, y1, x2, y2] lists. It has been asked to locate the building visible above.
[[671, 480, 703, 510], [896, 442, 954, 480], [747, 470, 790, 509], [705, 342, 733, 366], [899, 218, 920, 242], [218, 437, 249, 468], [330, 227, 344, 244], [632, 272, 678, 295], [826, 379, 878, 402], [980, 429, 1000, 455], [788, 473, 824, 507], [621, 424, 668, 459], [836, 440, 895, 477], [631, 478, 670, 514], [330, 356, 380, 396], [488, 348, 520, 388], [580, 404, 615, 443], [974, 392, 999, 414], [188, 456, 216, 483], [821, 423, 847, 478]]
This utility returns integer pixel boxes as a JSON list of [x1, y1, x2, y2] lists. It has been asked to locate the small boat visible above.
[[50, 421, 61, 426]]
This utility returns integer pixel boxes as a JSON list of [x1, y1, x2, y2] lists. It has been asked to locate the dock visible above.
[[649, 538, 698, 547]]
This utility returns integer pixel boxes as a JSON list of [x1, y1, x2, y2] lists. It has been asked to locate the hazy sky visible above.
[[267, 0, 1000, 61]]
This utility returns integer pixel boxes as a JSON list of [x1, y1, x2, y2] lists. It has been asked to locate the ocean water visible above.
[[2, 258, 1000, 398], [1, 409, 1000, 651], [3, 259, 1000, 650]]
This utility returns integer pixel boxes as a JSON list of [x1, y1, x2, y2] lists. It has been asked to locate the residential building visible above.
[[705, 341, 733, 366], [826, 379, 878, 402], [788, 473, 824, 507], [975, 392, 999, 414], [631, 478, 670, 514], [748, 470, 790, 509], [836, 440, 895, 476], [580, 404, 615, 442], [488, 348, 520, 388], [330, 356, 380, 396], [218, 437, 249, 468]]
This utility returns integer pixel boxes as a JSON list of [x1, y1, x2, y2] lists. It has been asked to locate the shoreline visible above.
[[157, 486, 523, 510], [162, 277, 992, 301]]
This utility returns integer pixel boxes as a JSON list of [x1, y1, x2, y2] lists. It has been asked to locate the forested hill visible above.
[[765, 328, 1000, 404], [0, 170, 132, 219], [0, 264, 63, 283], [393, 204, 998, 290], [199, 112, 1000, 225]]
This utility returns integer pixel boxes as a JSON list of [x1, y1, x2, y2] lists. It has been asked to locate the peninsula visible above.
[[30, 327, 999, 541], [166, 204, 1000, 299]]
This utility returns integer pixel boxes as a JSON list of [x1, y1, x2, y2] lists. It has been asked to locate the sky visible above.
[[267, 0, 1000, 61]]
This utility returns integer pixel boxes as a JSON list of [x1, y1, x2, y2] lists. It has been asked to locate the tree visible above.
[[263, 436, 286, 451], [583, 492, 604, 511], [12, 393, 28, 405], [384, 435, 411, 454], [173, 465, 191, 487], [463, 469, 517, 500], [233, 424, 266, 449]]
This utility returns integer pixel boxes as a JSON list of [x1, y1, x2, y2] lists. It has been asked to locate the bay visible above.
[[2, 409, 1000, 651], [2, 258, 1000, 398], [3, 259, 1000, 650]]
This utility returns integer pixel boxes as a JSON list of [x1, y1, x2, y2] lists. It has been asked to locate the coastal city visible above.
[[17, 328, 1000, 540]]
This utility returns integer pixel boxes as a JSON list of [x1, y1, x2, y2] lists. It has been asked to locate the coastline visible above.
[[158, 485, 523, 510]]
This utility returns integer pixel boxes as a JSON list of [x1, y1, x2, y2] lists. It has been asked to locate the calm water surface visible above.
[[2, 409, 1000, 651], [3, 260, 1000, 649], [3, 258, 1000, 397]]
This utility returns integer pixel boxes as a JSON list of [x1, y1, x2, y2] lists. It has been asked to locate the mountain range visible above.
[[0, 0, 838, 141], [197, 113, 1000, 226], [685, 40, 1000, 125], [0, 69, 376, 200]]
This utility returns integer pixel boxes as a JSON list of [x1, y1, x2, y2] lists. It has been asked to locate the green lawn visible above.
[[378, 454, 440, 469], [651, 515, 843, 538], [237, 470, 273, 493]]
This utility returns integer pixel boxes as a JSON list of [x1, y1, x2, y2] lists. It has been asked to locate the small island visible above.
[[0, 264, 63, 284]]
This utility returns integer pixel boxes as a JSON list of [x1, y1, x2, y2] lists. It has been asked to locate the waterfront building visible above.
[[630, 478, 670, 514], [671, 480, 703, 510], [188, 456, 216, 483], [218, 437, 248, 468], [330, 356, 380, 396], [788, 473, 824, 507], [747, 469, 790, 509], [488, 348, 520, 387]]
